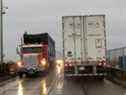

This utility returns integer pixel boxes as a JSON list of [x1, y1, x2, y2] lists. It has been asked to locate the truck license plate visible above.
[[79, 67, 85, 70]]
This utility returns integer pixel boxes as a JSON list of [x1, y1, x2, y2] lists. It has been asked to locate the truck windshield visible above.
[[22, 47, 42, 53]]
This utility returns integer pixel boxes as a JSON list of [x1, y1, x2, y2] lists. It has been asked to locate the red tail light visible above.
[[98, 62, 102, 66], [65, 64, 68, 67], [65, 63, 73, 67], [98, 60, 106, 67], [103, 62, 106, 66], [69, 63, 72, 66]]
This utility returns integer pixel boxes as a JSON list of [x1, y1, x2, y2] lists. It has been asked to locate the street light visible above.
[[0, 0, 7, 72], [0, 0, 3, 72]]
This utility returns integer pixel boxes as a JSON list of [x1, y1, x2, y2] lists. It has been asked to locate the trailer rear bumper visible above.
[[64, 73, 107, 77]]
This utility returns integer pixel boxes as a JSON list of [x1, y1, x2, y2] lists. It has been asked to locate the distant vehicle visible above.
[[62, 15, 107, 79], [5, 61, 18, 76], [17, 33, 55, 77]]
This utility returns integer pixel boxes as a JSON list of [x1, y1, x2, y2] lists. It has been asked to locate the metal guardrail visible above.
[[106, 67, 126, 81]]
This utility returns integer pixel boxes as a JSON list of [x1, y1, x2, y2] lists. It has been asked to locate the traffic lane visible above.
[[0, 73, 55, 95], [80, 78, 126, 95], [49, 64, 85, 95], [0, 63, 58, 95], [49, 63, 89, 95], [3, 63, 125, 95], [63, 78, 85, 95], [62, 76, 126, 95], [48, 62, 64, 95], [49, 76, 64, 95], [0, 77, 44, 95], [2, 79, 40, 95], [49, 63, 126, 95], [49, 77, 84, 95]]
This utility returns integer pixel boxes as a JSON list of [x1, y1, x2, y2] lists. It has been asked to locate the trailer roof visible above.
[[23, 32, 55, 44], [62, 14, 105, 18]]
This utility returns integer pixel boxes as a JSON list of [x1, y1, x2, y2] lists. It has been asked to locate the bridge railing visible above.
[[106, 67, 126, 81]]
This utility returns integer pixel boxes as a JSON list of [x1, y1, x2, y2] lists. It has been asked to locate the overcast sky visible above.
[[3, 0, 126, 60]]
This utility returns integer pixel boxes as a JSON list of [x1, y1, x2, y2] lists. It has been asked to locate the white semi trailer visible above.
[[62, 15, 107, 79]]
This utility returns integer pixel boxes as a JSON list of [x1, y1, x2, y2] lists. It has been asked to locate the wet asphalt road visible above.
[[0, 65, 126, 95]]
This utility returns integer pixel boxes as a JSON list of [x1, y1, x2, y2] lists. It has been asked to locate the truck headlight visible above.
[[40, 58, 46, 66], [17, 61, 23, 67]]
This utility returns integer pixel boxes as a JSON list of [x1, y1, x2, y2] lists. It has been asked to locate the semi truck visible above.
[[17, 33, 55, 77], [62, 15, 107, 79]]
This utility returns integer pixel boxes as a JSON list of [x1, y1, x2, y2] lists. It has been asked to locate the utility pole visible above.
[[0, 0, 3, 69], [0, 0, 7, 72]]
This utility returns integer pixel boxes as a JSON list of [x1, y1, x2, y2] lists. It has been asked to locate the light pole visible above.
[[0, 0, 3, 69], [0, 0, 7, 72]]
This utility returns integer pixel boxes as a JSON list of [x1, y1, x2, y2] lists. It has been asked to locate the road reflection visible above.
[[1, 61, 63, 95], [57, 65, 61, 75], [57, 80, 63, 90], [56, 62, 64, 77], [49, 61, 64, 95], [40, 79, 47, 95], [17, 80, 24, 95]]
